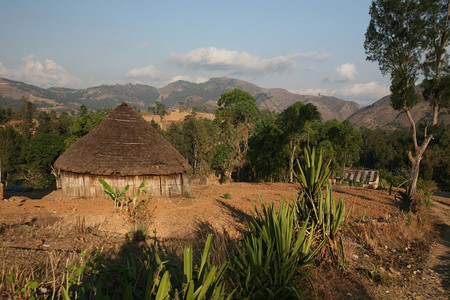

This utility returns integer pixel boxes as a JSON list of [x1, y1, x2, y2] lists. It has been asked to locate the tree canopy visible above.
[[364, 0, 450, 203]]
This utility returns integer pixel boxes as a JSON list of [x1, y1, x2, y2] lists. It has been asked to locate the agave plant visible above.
[[229, 200, 323, 299], [294, 147, 349, 269], [294, 147, 331, 203], [180, 234, 230, 300]]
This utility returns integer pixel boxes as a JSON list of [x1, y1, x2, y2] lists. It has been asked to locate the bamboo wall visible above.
[[60, 171, 189, 198]]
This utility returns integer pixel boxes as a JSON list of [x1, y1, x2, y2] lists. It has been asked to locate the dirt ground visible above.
[[1, 181, 449, 299]]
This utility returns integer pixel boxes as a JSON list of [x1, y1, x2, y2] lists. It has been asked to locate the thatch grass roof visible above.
[[54, 102, 191, 176]]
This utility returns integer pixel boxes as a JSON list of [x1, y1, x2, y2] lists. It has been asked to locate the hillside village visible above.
[[1, 0, 449, 298]]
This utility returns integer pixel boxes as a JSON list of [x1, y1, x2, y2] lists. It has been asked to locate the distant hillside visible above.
[[0, 76, 359, 121], [347, 94, 450, 129]]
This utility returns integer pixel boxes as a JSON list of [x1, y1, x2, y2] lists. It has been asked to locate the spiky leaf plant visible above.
[[294, 147, 331, 203], [230, 200, 323, 299], [294, 147, 349, 269]]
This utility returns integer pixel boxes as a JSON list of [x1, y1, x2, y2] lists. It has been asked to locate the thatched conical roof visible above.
[[54, 102, 191, 176]]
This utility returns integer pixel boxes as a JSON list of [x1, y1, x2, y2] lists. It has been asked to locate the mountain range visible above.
[[0, 76, 447, 128], [0, 77, 359, 121]]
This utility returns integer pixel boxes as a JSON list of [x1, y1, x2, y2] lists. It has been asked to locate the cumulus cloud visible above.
[[335, 63, 357, 82], [125, 64, 161, 79], [339, 81, 390, 103], [169, 75, 208, 84], [0, 55, 81, 88], [167, 47, 330, 74]]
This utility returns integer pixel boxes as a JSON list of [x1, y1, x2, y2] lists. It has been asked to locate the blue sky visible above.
[[0, 0, 391, 106]]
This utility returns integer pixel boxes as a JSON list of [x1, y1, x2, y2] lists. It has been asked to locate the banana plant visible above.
[[97, 177, 129, 210]]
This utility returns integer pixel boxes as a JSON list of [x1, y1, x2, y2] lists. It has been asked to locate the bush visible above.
[[229, 200, 321, 299], [294, 147, 348, 269]]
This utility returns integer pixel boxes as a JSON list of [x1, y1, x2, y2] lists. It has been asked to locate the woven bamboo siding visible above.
[[60, 172, 189, 198]]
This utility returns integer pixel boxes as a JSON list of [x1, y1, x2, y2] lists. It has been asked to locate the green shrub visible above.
[[229, 200, 322, 299], [294, 147, 349, 269]]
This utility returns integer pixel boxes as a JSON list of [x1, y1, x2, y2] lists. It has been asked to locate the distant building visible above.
[[340, 170, 380, 189], [54, 102, 191, 198]]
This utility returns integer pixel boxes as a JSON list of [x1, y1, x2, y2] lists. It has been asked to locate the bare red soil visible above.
[[1, 182, 448, 299]]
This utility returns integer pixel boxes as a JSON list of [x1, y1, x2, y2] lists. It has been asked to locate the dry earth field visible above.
[[1, 181, 449, 299]]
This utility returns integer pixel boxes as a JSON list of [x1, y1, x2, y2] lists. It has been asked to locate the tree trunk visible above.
[[408, 156, 420, 203], [404, 107, 434, 209], [289, 139, 297, 183]]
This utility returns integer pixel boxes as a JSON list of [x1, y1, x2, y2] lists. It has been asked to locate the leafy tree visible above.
[[215, 89, 259, 181], [65, 108, 109, 148], [420, 124, 450, 190], [0, 126, 24, 184], [55, 111, 73, 137], [165, 116, 219, 175], [155, 102, 166, 119], [315, 119, 362, 176], [246, 111, 287, 182], [335, 120, 363, 175], [181, 116, 218, 173], [0, 106, 14, 124], [18, 98, 36, 140], [279, 102, 321, 182], [365, 0, 449, 204], [21, 133, 65, 188], [211, 144, 231, 183]]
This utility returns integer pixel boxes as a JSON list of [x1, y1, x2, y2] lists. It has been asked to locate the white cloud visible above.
[[141, 42, 149, 49], [0, 55, 81, 88], [339, 81, 390, 103], [125, 64, 161, 78], [335, 63, 357, 82], [167, 47, 330, 74], [169, 75, 208, 84]]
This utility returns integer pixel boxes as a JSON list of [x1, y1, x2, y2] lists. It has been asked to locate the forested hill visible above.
[[0, 76, 359, 121]]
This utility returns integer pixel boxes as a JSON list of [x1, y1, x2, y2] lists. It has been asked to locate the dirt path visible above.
[[405, 195, 450, 299]]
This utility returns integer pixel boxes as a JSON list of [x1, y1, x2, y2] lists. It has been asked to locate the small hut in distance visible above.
[[54, 102, 191, 198]]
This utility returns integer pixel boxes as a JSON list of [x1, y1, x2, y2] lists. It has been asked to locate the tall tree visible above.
[[215, 89, 259, 181], [317, 119, 362, 176], [364, 0, 449, 204], [18, 98, 36, 140], [279, 102, 321, 182], [0, 126, 24, 184]]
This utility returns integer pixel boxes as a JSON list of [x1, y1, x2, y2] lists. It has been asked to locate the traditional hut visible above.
[[54, 102, 191, 198]]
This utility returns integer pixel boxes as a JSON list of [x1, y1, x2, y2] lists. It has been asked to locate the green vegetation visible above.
[[1, 86, 449, 194], [294, 148, 348, 269], [1, 150, 341, 299], [365, 0, 449, 205], [0, 101, 108, 188], [229, 200, 320, 298]]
